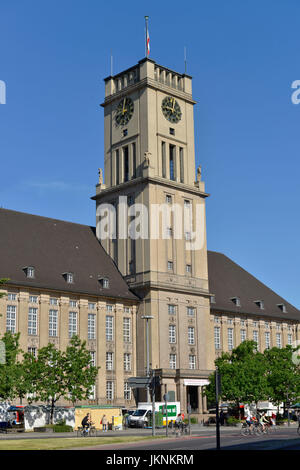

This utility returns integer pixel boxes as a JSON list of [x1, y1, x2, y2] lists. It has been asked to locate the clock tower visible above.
[[93, 58, 214, 417]]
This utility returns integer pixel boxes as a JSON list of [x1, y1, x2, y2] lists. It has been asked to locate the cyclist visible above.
[[245, 411, 254, 432], [81, 413, 91, 436], [259, 411, 269, 433]]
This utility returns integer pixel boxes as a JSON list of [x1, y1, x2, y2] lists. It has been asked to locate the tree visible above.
[[0, 332, 22, 400], [28, 337, 99, 423], [204, 341, 270, 413], [264, 345, 300, 410]]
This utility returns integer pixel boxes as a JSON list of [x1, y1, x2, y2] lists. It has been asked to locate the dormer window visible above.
[[254, 300, 264, 310], [210, 295, 216, 304], [63, 272, 74, 284], [99, 277, 109, 289], [231, 297, 241, 307], [277, 303, 287, 313], [24, 266, 35, 278]]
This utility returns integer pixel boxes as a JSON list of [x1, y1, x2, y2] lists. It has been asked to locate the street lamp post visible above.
[[141, 315, 154, 402]]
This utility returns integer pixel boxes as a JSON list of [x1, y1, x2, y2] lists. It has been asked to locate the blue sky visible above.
[[1, 0, 300, 308]]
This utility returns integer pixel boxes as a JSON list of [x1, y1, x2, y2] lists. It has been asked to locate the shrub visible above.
[[53, 424, 73, 433], [226, 416, 240, 426]]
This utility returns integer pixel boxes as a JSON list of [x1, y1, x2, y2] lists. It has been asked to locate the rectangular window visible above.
[[276, 333, 282, 348], [7, 293, 17, 301], [166, 194, 172, 204], [169, 144, 175, 180], [167, 261, 173, 271], [253, 330, 259, 349], [214, 327, 221, 350], [50, 297, 58, 306], [89, 385, 96, 400], [28, 347, 37, 358], [27, 267, 35, 278], [162, 142, 166, 178], [123, 145, 129, 182], [88, 302, 95, 310], [132, 143, 136, 178], [88, 314, 96, 340], [29, 295, 38, 304], [66, 273, 73, 284], [69, 300, 77, 308], [6, 305, 16, 333], [106, 316, 114, 341], [123, 317, 131, 343], [188, 327, 195, 345], [187, 307, 195, 316], [106, 381, 114, 400], [228, 328, 234, 350], [168, 304, 176, 315], [90, 351, 96, 367], [288, 334, 292, 345], [169, 354, 176, 369], [265, 322, 270, 329], [68, 312, 77, 338], [106, 304, 113, 312], [116, 149, 120, 185], [169, 325, 176, 344], [106, 352, 113, 370], [124, 382, 131, 400], [179, 147, 184, 183], [240, 329, 246, 343], [265, 332, 270, 349], [189, 355, 196, 370], [49, 309, 58, 337], [28, 307, 38, 336], [186, 264, 192, 274], [124, 353, 131, 371]]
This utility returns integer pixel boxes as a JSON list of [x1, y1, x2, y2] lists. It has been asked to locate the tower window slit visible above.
[[123, 146, 129, 182], [169, 144, 175, 181]]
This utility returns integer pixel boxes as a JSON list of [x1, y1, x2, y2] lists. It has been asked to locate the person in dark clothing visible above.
[[81, 413, 91, 435]]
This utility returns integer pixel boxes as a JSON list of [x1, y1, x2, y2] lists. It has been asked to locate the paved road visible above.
[[73, 427, 300, 451]]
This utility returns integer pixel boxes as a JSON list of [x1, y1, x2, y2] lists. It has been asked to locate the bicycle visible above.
[[241, 422, 256, 436], [77, 423, 97, 437]]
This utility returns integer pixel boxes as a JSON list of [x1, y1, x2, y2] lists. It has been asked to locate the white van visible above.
[[128, 402, 180, 428]]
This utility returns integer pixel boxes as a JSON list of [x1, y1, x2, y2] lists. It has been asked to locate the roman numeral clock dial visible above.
[[115, 97, 134, 126], [161, 96, 182, 123]]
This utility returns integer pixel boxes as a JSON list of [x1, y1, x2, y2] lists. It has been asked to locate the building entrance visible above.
[[186, 386, 199, 413]]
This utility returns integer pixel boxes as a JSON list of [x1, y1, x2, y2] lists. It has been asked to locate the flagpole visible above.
[[145, 16, 149, 58]]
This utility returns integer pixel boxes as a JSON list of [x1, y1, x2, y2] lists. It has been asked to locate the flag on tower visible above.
[[145, 16, 150, 57]]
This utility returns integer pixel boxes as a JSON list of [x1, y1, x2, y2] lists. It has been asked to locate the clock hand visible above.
[[172, 98, 175, 112], [122, 98, 126, 114]]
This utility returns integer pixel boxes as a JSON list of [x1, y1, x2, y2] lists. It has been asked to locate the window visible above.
[[189, 355, 196, 370], [106, 381, 114, 400], [106, 316, 114, 341], [49, 310, 58, 337], [186, 264, 192, 274], [253, 321, 258, 328], [162, 143, 166, 178], [29, 295, 38, 304], [169, 354, 176, 369], [231, 297, 241, 307], [123, 145, 129, 182], [240, 320, 245, 327], [253, 330, 259, 348], [106, 352, 113, 370], [88, 314, 96, 340], [90, 351, 96, 367], [265, 332, 270, 349], [106, 304, 113, 312], [169, 128, 175, 135], [7, 293, 16, 301], [169, 325, 176, 344], [88, 302, 95, 310], [185, 231, 191, 241], [168, 304, 176, 315], [167, 261, 173, 271], [254, 300, 264, 310], [50, 298, 58, 306], [124, 353, 131, 371], [166, 194, 172, 204], [276, 323, 281, 331], [123, 318, 131, 343], [28, 347, 37, 358], [287, 334, 292, 345], [89, 385, 96, 400], [277, 304, 287, 313], [124, 382, 131, 400], [188, 327, 195, 345], [124, 307, 131, 313], [68, 312, 77, 338], [6, 305, 16, 333], [214, 315, 221, 323], [214, 327, 221, 350], [187, 307, 195, 316], [179, 147, 184, 183], [69, 300, 77, 308], [265, 322, 270, 329], [28, 307, 38, 336], [132, 143, 136, 178], [66, 272, 73, 284], [169, 144, 175, 180], [240, 329, 246, 343], [26, 267, 35, 278], [227, 318, 233, 325], [276, 333, 282, 348], [100, 278, 110, 289], [228, 328, 234, 350]]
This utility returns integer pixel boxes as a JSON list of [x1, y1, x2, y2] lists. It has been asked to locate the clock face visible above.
[[115, 97, 134, 126], [161, 96, 182, 123]]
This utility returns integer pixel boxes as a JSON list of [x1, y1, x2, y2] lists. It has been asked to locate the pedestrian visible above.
[[102, 414, 108, 432]]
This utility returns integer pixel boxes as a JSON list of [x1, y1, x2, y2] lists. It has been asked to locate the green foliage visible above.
[[226, 416, 240, 426], [0, 278, 9, 299], [53, 424, 73, 433], [0, 332, 22, 400]]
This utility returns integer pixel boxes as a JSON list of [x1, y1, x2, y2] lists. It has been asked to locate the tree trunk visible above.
[[50, 398, 55, 425]]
